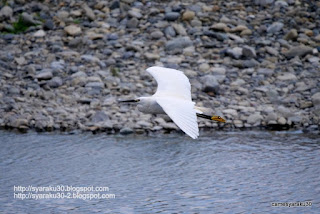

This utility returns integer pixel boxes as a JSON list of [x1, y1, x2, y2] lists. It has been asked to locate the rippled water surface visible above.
[[0, 130, 319, 213]]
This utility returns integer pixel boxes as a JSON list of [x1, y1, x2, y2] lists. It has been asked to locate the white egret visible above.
[[120, 66, 225, 139]]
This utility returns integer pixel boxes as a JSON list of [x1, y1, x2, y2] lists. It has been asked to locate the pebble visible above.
[[44, 19, 54, 30], [145, 53, 160, 61], [47, 77, 63, 88], [33, 30, 46, 37], [91, 111, 109, 123], [284, 46, 313, 58], [150, 30, 164, 39], [0, 6, 13, 20], [82, 3, 95, 21], [201, 75, 219, 95], [21, 12, 41, 25], [165, 12, 180, 21], [242, 46, 256, 59], [127, 18, 139, 28], [277, 73, 297, 81], [64, 25, 82, 36], [226, 47, 243, 59], [267, 22, 284, 34], [211, 23, 229, 32], [312, 93, 320, 107], [247, 113, 263, 125], [120, 127, 134, 135], [198, 63, 210, 72], [0, 0, 318, 134], [284, 29, 298, 41], [165, 36, 193, 51], [182, 10, 195, 21], [36, 70, 53, 80], [128, 8, 142, 19]]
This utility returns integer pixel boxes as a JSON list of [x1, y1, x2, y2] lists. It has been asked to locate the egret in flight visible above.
[[120, 66, 225, 139]]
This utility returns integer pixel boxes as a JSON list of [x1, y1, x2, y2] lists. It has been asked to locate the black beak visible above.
[[118, 99, 140, 103]]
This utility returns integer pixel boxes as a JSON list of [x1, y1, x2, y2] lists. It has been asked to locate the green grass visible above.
[[110, 67, 120, 76], [2, 14, 38, 34], [73, 19, 81, 24]]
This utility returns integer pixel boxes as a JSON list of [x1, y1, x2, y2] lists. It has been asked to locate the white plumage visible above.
[[121, 66, 226, 138], [139, 66, 199, 139]]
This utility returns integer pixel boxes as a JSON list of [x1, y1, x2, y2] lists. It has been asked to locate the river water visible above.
[[0, 130, 319, 213]]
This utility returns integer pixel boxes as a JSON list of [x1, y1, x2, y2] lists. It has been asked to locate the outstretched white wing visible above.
[[156, 97, 199, 139], [146, 66, 192, 101]]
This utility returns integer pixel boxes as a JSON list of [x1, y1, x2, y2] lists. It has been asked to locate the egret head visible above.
[[211, 115, 226, 123]]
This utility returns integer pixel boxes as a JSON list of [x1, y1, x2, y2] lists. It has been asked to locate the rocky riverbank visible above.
[[0, 0, 319, 135]]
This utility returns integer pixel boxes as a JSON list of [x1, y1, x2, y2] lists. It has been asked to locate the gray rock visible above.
[[277, 117, 287, 125], [257, 68, 274, 76], [34, 114, 54, 131], [211, 67, 226, 75], [85, 82, 104, 89], [0, 6, 13, 20], [64, 25, 82, 36], [247, 113, 263, 125], [284, 46, 313, 59], [145, 52, 160, 61], [81, 55, 101, 63], [110, 0, 120, 10], [137, 120, 153, 128], [33, 30, 46, 37], [51, 61, 65, 70], [200, 75, 220, 95], [44, 19, 54, 30], [277, 73, 297, 81], [57, 11, 69, 21], [127, 18, 139, 28], [165, 12, 180, 21], [165, 36, 193, 51], [231, 78, 245, 87], [120, 127, 133, 135], [277, 106, 294, 118], [312, 92, 320, 107], [222, 109, 238, 117], [12, 118, 29, 128], [182, 10, 195, 21], [47, 77, 63, 88], [242, 46, 256, 59], [284, 29, 298, 41], [266, 112, 277, 123], [267, 22, 284, 34], [211, 23, 229, 31], [226, 47, 243, 59], [103, 97, 115, 106], [242, 59, 259, 68], [164, 26, 176, 38], [91, 111, 109, 123], [199, 63, 210, 72], [308, 57, 319, 64], [21, 12, 41, 25], [82, 3, 95, 21], [299, 101, 313, 109], [255, 0, 274, 5], [71, 71, 87, 78], [172, 23, 187, 35], [275, 0, 288, 7], [107, 33, 118, 40], [128, 8, 142, 19], [191, 19, 202, 27], [150, 30, 164, 39], [36, 70, 53, 80], [265, 46, 279, 56]]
